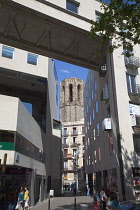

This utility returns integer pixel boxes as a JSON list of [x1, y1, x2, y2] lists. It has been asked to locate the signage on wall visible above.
[[129, 104, 140, 115], [132, 167, 140, 177], [0, 142, 14, 150]]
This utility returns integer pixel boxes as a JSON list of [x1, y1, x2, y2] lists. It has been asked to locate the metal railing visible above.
[[128, 84, 140, 97], [125, 56, 140, 70], [101, 87, 109, 102]]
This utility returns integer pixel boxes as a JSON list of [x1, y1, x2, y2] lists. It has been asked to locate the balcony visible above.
[[64, 154, 73, 159], [128, 84, 140, 98], [132, 115, 140, 134], [63, 132, 69, 137], [62, 144, 69, 148], [101, 87, 109, 103], [71, 131, 78, 136], [71, 143, 79, 147], [64, 167, 76, 172], [125, 56, 140, 70], [99, 63, 107, 77]]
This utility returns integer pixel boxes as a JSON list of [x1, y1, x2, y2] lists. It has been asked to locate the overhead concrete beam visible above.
[[0, 0, 106, 70]]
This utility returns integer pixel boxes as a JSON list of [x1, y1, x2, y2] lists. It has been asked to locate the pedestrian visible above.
[[100, 188, 107, 210], [86, 184, 90, 196], [24, 187, 29, 210], [73, 183, 76, 195], [0, 190, 6, 210], [17, 189, 24, 210], [71, 183, 74, 193], [109, 193, 121, 209]]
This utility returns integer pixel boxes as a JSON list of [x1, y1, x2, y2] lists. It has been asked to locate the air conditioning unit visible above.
[[102, 118, 111, 131]]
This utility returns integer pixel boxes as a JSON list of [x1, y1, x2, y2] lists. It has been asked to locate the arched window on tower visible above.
[[62, 85, 65, 103], [69, 84, 73, 102], [77, 84, 81, 102]]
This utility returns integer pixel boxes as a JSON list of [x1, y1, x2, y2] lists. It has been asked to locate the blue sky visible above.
[[55, 60, 88, 84]]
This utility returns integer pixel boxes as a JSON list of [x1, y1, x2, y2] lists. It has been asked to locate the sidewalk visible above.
[[30, 196, 94, 210]]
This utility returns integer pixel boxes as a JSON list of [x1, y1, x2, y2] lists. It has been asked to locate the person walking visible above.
[[109, 193, 121, 210], [17, 189, 24, 210], [24, 187, 29, 210], [100, 188, 107, 210], [86, 184, 90, 196]]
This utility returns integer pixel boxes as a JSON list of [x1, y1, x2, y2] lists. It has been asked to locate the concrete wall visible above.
[[0, 44, 48, 78]]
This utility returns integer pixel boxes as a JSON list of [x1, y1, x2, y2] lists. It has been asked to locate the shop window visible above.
[[2, 45, 14, 59], [66, 0, 79, 13], [27, 53, 38, 65]]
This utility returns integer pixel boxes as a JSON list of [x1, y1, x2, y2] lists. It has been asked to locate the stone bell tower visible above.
[[60, 77, 84, 122]]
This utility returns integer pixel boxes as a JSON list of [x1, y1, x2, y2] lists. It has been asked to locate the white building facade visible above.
[[0, 44, 62, 206], [84, 44, 140, 201]]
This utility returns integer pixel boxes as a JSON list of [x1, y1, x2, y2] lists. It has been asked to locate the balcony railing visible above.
[[64, 154, 73, 159], [101, 87, 109, 103], [125, 56, 140, 70], [99, 63, 107, 77], [63, 132, 69, 136], [128, 84, 140, 97], [71, 143, 78, 147], [64, 167, 76, 172], [62, 143, 69, 148], [71, 131, 78, 135]]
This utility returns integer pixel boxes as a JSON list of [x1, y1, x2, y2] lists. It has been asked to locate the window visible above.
[[73, 149, 76, 156], [77, 84, 81, 102], [126, 73, 137, 94], [89, 98, 91, 107], [109, 137, 113, 154], [92, 90, 94, 100], [69, 84, 73, 102], [95, 12, 101, 22], [96, 123, 100, 136], [98, 147, 101, 161], [27, 53, 38, 65], [94, 151, 97, 163], [66, 0, 78, 13], [133, 136, 140, 153], [94, 80, 97, 92], [92, 109, 94, 120], [96, 101, 99, 113], [64, 160, 68, 168], [64, 138, 68, 144], [73, 137, 77, 144], [64, 128, 68, 135], [2, 45, 14, 59], [64, 149, 68, 157], [90, 115, 92, 125], [73, 127, 77, 135], [93, 129, 95, 141]]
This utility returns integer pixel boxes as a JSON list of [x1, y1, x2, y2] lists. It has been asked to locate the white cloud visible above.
[[60, 69, 70, 74]]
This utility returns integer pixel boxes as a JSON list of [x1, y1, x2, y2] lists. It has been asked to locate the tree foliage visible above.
[[89, 0, 140, 56]]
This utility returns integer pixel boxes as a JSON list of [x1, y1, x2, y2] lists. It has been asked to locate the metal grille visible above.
[[125, 56, 140, 70]]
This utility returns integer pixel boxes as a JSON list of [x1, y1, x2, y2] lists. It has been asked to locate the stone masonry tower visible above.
[[60, 78, 84, 122]]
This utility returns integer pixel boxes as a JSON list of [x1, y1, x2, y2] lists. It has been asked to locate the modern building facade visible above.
[[0, 44, 62, 206], [84, 45, 140, 201], [60, 78, 86, 192]]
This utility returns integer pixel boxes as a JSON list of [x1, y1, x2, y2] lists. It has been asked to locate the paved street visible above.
[[30, 196, 94, 210]]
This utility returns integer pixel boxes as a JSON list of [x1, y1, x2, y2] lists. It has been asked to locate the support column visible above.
[[30, 169, 36, 206]]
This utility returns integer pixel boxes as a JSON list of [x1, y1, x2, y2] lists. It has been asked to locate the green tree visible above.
[[89, 0, 140, 56]]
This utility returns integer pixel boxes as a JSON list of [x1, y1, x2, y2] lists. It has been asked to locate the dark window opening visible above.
[[77, 84, 81, 102], [69, 84, 73, 102]]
